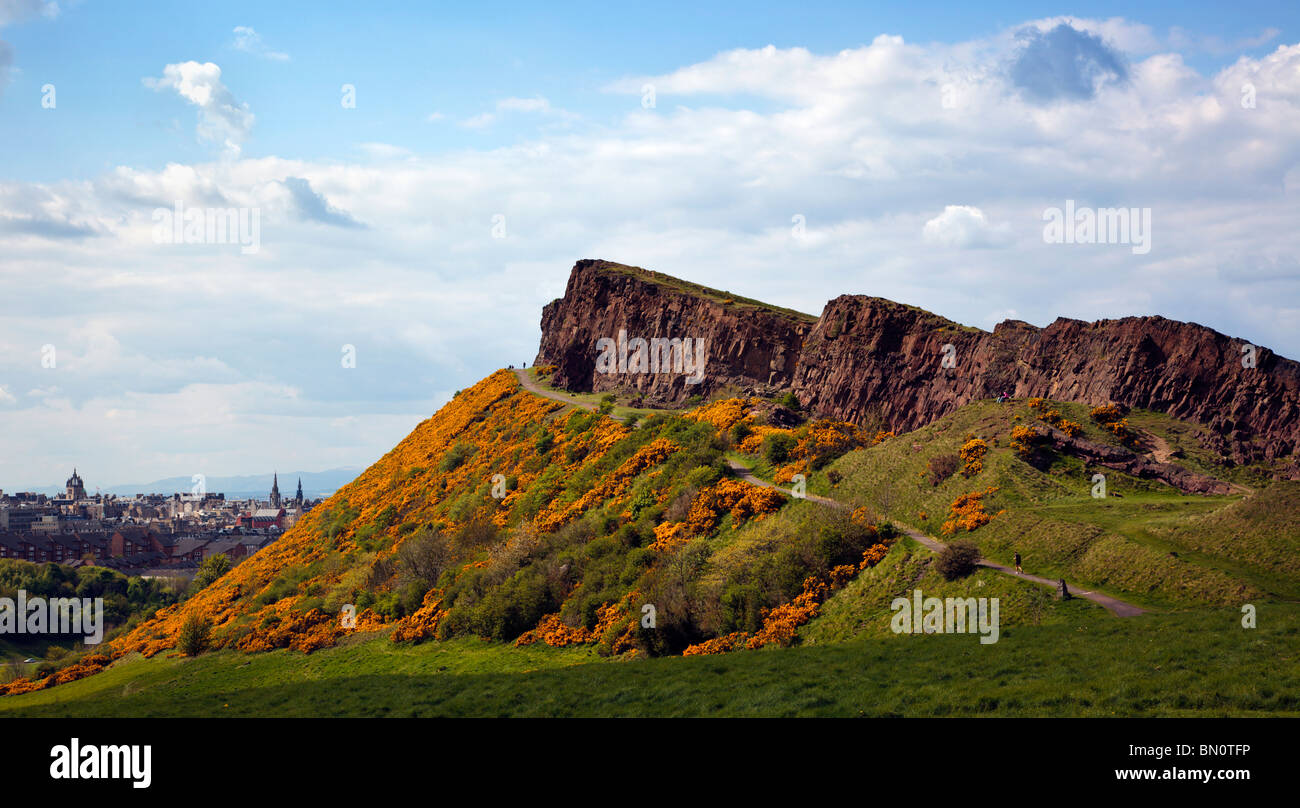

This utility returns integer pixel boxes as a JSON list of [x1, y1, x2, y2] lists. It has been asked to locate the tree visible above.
[[177, 613, 211, 656], [398, 528, 452, 587], [191, 553, 232, 592]]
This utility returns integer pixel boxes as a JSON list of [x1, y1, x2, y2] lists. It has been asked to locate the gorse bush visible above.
[[935, 540, 981, 580]]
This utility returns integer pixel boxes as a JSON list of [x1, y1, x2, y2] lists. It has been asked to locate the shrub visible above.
[[764, 432, 797, 464], [397, 528, 451, 587], [438, 442, 476, 472], [1009, 425, 1042, 458], [958, 438, 988, 477], [729, 420, 753, 446], [190, 553, 231, 592], [927, 453, 960, 486], [777, 392, 801, 412], [935, 540, 981, 580], [177, 613, 212, 656]]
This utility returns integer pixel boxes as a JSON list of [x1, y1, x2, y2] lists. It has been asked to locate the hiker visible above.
[[1014, 551, 1022, 574]]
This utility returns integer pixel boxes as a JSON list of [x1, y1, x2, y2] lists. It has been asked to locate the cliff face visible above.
[[537, 260, 1300, 463], [789, 297, 1300, 463], [534, 259, 814, 403]]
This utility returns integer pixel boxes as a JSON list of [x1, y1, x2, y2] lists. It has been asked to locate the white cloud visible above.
[[5, 18, 1300, 486], [143, 62, 254, 157], [923, 206, 1013, 248], [231, 26, 289, 61], [461, 95, 565, 128]]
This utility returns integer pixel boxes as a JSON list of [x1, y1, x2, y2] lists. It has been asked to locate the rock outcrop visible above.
[[536, 260, 1300, 464], [1033, 423, 1234, 495], [534, 259, 814, 403]]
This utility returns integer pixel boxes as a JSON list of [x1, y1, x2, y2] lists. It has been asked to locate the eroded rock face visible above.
[[534, 259, 813, 404], [1033, 423, 1234, 495], [789, 296, 1300, 464], [536, 260, 1300, 463]]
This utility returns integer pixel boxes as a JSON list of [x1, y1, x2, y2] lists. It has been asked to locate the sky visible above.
[[1, 0, 1298, 490]]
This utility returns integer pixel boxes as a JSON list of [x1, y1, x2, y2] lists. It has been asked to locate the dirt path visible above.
[[513, 368, 632, 423], [726, 459, 1147, 617], [513, 372, 1147, 617]]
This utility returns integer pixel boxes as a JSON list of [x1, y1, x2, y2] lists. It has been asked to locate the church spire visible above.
[[270, 471, 281, 507]]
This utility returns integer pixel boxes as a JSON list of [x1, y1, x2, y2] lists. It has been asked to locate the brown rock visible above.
[[536, 260, 1300, 464]]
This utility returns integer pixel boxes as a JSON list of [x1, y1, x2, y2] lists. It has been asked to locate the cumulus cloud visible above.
[[923, 206, 1012, 248], [143, 61, 254, 157], [231, 26, 288, 61], [4, 17, 1300, 486]]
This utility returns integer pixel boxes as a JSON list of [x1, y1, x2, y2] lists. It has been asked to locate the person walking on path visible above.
[[1014, 551, 1023, 574]]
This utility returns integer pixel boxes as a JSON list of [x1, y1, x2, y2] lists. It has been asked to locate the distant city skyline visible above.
[[4, 466, 361, 498]]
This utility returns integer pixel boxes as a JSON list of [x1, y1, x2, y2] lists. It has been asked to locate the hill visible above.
[[2, 262, 1295, 717]]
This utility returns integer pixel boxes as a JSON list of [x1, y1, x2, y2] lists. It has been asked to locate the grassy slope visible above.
[[803, 538, 1101, 644], [805, 399, 1292, 608], [590, 260, 817, 323], [3, 603, 1296, 717], [4, 386, 1293, 717]]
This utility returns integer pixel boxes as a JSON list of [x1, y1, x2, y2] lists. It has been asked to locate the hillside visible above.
[[3, 262, 1296, 717]]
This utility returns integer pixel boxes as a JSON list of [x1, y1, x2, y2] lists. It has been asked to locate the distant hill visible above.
[[25, 468, 362, 499]]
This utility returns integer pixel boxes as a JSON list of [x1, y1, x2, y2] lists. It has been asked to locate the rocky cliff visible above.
[[536, 260, 1300, 464], [534, 259, 814, 403]]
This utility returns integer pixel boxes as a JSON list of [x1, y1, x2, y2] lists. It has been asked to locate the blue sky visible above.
[[1, 1, 1298, 489]]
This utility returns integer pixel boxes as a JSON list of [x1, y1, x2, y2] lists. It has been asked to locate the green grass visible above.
[[524, 366, 670, 421], [591, 260, 817, 323], [3, 603, 1296, 717], [803, 539, 1101, 644], [816, 399, 1289, 609]]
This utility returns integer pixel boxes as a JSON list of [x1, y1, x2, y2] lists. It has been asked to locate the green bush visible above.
[[177, 613, 212, 656], [935, 540, 981, 580], [438, 442, 476, 472], [764, 433, 797, 464], [191, 553, 231, 592]]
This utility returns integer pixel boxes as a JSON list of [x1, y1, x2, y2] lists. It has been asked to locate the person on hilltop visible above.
[[1014, 551, 1023, 574]]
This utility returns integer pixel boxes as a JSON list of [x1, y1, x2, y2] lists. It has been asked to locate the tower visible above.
[[270, 472, 281, 508], [295, 477, 303, 505], [65, 468, 86, 500]]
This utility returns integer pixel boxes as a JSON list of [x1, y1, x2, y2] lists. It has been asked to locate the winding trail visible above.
[[512, 369, 1146, 617], [514, 368, 632, 422], [726, 459, 1147, 617]]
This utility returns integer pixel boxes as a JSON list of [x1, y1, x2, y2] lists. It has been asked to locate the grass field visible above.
[[2, 600, 1294, 717], [790, 399, 1298, 609]]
